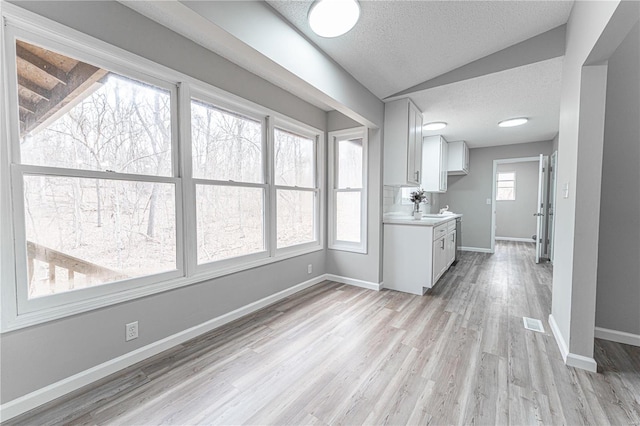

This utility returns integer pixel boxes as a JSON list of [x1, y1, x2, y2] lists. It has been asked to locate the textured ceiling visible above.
[[416, 57, 563, 148], [267, 0, 573, 99]]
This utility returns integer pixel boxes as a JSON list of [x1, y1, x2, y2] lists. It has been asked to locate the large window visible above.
[[496, 171, 516, 201], [2, 20, 323, 329], [274, 127, 319, 250], [191, 98, 266, 265], [328, 128, 367, 253], [11, 39, 180, 312]]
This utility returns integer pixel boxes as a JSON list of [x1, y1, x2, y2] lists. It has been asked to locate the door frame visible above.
[[490, 156, 541, 253]]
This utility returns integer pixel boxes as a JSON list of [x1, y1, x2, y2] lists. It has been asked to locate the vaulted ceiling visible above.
[[122, 0, 575, 148]]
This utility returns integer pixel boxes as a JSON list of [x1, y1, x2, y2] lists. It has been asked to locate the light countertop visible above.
[[383, 212, 462, 226]]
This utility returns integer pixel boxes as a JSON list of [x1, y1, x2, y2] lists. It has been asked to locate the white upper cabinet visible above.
[[383, 99, 423, 186], [447, 140, 469, 175], [421, 135, 448, 193]]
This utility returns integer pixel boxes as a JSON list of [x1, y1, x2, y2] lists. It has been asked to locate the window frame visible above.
[[188, 88, 270, 273], [271, 117, 324, 256], [0, 5, 325, 332], [496, 171, 517, 201], [328, 127, 368, 253], [5, 26, 185, 316]]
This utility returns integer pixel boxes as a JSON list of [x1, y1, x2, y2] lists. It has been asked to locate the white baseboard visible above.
[[0, 275, 328, 422], [549, 314, 569, 361], [460, 246, 493, 253], [495, 237, 534, 243], [549, 314, 598, 373], [595, 327, 640, 347], [566, 353, 598, 372], [325, 274, 382, 291]]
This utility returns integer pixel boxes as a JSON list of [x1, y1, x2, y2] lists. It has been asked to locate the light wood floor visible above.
[[8, 242, 640, 425]]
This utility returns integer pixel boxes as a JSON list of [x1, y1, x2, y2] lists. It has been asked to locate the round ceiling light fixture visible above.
[[308, 0, 361, 38], [498, 117, 528, 127], [423, 121, 448, 131]]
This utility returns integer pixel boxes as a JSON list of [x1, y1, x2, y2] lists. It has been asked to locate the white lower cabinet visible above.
[[383, 218, 457, 295]]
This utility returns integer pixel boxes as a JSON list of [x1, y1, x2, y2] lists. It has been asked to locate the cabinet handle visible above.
[[415, 170, 420, 182], [441, 240, 445, 249]]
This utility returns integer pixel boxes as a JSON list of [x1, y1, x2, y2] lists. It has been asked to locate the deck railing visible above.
[[27, 241, 127, 291]]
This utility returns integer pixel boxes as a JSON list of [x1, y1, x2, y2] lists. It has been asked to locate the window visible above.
[[328, 128, 367, 252], [1, 17, 324, 330], [274, 127, 320, 250], [191, 97, 266, 265], [11, 38, 181, 313], [496, 172, 516, 200]]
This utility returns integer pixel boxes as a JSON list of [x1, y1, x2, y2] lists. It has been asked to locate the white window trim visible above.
[[496, 171, 517, 201], [272, 117, 325, 255], [0, 3, 325, 332], [328, 127, 368, 253]]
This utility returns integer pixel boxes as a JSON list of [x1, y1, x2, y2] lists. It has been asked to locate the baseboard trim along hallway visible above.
[[595, 327, 640, 347]]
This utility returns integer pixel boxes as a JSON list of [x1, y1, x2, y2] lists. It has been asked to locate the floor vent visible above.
[[523, 317, 545, 333]]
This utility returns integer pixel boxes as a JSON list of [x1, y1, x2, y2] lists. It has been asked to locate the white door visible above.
[[548, 151, 557, 262], [535, 154, 549, 263]]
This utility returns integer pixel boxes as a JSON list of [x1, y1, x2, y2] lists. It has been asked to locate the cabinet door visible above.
[[406, 105, 417, 184], [447, 230, 456, 266], [463, 143, 470, 172], [440, 138, 448, 192], [414, 107, 423, 183], [432, 236, 446, 283], [406, 103, 422, 185]]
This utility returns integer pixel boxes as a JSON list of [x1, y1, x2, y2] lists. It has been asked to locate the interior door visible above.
[[535, 154, 549, 263], [548, 151, 557, 262]]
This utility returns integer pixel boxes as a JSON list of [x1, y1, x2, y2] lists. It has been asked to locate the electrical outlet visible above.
[[125, 321, 138, 341], [307, 264, 312, 274]]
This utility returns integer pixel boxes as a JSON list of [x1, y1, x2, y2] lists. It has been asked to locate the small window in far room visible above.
[[496, 172, 516, 201]]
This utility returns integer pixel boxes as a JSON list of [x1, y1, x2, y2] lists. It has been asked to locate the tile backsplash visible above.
[[383, 186, 440, 214]]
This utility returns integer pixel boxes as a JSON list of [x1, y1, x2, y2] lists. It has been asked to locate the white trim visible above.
[[325, 274, 382, 291], [566, 353, 598, 373], [460, 246, 493, 253], [548, 313, 597, 372], [595, 327, 640, 347], [549, 314, 570, 362], [495, 237, 535, 242], [0, 274, 328, 422]]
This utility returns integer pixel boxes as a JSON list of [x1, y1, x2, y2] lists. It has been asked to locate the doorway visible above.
[[491, 155, 551, 262]]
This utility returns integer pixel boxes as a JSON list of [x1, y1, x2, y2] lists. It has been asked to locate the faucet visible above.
[[439, 205, 449, 214]]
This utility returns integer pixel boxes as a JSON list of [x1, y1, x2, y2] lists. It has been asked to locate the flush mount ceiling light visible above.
[[498, 117, 528, 128], [423, 122, 447, 131], [308, 0, 360, 38]]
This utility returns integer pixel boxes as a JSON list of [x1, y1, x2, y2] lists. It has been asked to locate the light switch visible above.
[[563, 182, 570, 199], [486, 198, 492, 205]]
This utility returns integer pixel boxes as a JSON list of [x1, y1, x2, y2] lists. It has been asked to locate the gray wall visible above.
[[438, 141, 552, 250], [495, 161, 538, 240], [1, 1, 329, 403], [325, 112, 383, 284], [596, 22, 640, 336]]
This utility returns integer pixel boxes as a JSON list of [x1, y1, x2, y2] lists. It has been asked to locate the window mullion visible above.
[[178, 81, 196, 278], [267, 116, 276, 258]]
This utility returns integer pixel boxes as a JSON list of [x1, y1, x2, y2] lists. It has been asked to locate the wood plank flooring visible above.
[[8, 242, 640, 425]]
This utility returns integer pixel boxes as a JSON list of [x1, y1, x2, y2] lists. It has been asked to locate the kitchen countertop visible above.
[[383, 212, 462, 226]]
